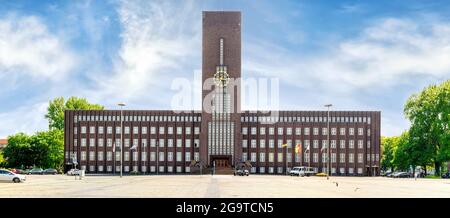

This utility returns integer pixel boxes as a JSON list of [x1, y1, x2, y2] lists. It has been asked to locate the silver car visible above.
[[0, 169, 26, 183]]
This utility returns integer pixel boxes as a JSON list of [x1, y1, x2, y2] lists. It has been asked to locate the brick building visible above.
[[64, 11, 381, 176]]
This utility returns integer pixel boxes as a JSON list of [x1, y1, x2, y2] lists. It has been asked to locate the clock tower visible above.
[[200, 11, 242, 169]]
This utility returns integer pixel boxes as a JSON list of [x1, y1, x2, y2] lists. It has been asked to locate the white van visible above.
[[289, 166, 315, 177]]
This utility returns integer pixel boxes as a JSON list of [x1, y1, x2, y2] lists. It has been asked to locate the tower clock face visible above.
[[214, 67, 230, 87]]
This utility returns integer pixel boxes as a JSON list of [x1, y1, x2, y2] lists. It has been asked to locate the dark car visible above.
[[442, 172, 450, 179], [234, 169, 249, 176], [392, 172, 411, 178], [28, 168, 44, 175], [43, 168, 58, 175]]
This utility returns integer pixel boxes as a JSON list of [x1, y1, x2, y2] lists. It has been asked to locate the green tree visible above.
[[393, 131, 410, 171], [45, 96, 104, 130], [3, 133, 34, 168], [381, 136, 398, 172], [404, 80, 450, 175], [31, 130, 64, 170]]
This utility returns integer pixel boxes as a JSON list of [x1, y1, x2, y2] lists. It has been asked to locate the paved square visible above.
[[1, 175, 449, 198]]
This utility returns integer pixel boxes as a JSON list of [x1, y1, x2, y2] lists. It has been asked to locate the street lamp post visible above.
[[156, 141, 159, 175], [118, 103, 126, 178], [324, 104, 332, 180]]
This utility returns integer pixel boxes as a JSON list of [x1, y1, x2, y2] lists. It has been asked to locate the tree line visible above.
[[381, 80, 450, 176], [0, 97, 103, 171]]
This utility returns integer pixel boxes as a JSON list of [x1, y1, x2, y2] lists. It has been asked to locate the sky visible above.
[[0, 0, 449, 138]]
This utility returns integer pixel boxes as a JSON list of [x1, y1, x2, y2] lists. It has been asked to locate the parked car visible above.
[[234, 169, 249, 176], [67, 169, 81, 176], [441, 172, 450, 179], [43, 168, 58, 175], [28, 168, 44, 175], [0, 169, 26, 183], [392, 172, 411, 178], [290, 166, 315, 177]]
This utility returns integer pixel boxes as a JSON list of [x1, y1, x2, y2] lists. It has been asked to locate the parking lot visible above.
[[1, 174, 450, 198]]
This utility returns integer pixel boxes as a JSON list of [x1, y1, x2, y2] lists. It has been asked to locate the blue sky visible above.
[[1, 0, 450, 138]]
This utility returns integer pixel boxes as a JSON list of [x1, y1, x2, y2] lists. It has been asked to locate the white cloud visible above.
[[0, 14, 76, 81], [0, 102, 48, 138], [88, 0, 202, 105]]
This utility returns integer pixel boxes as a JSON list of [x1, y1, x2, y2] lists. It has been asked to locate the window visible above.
[[98, 138, 104, 147], [115, 152, 120, 161], [159, 139, 164, 147], [150, 127, 156, 134], [185, 139, 191, 148], [81, 138, 86, 147], [89, 152, 95, 161], [159, 152, 164, 161], [260, 139, 266, 148], [116, 126, 121, 134], [168, 139, 173, 147], [278, 139, 283, 148], [277, 167, 283, 174], [303, 152, 309, 163], [98, 126, 104, 134], [295, 128, 301, 135], [159, 127, 165, 134], [313, 140, 319, 149], [313, 153, 318, 163], [277, 153, 283, 162], [251, 127, 257, 135], [107, 126, 112, 134], [259, 167, 265, 173], [340, 153, 345, 163], [286, 128, 292, 135], [150, 152, 156, 161], [81, 126, 86, 134], [124, 152, 129, 161], [313, 128, 319, 135], [358, 168, 363, 174], [251, 153, 256, 162], [349, 153, 354, 163], [269, 128, 274, 135], [194, 127, 200, 135], [133, 126, 138, 134], [358, 153, 363, 163], [107, 152, 112, 161], [185, 152, 191, 161], [194, 152, 199, 161], [322, 128, 328, 136], [98, 152, 104, 161], [81, 151, 86, 161], [322, 153, 327, 163], [142, 139, 147, 147], [277, 128, 283, 135], [142, 126, 147, 134], [331, 140, 336, 148], [269, 153, 274, 162], [358, 128, 364, 136], [259, 153, 265, 162], [176, 152, 182, 162], [331, 153, 336, 163], [125, 126, 130, 134], [340, 128, 346, 135], [242, 139, 248, 148], [269, 167, 274, 174], [349, 140, 355, 149], [331, 128, 336, 135], [349, 128, 354, 135], [242, 127, 248, 135], [251, 140, 256, 148], [269, 140, 274, 148], [242, 153, 248, 161], [304, 128, 310, 135], [260, 127, 266, 135], [358, 140, 363, 149], [186, 127, 191, 135], [90, 126, 95, 134], [124, 139, 129, 147]]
